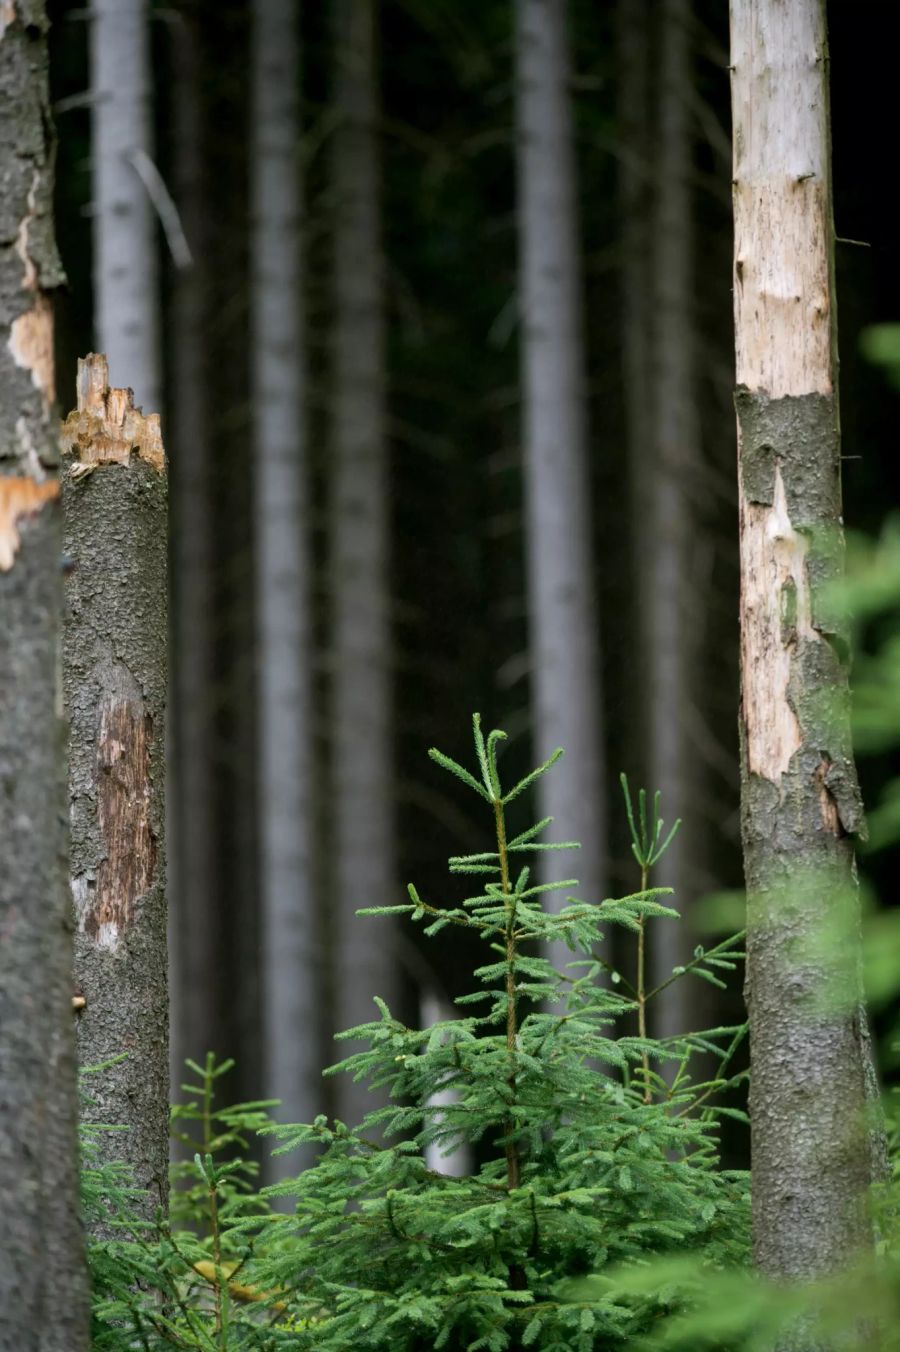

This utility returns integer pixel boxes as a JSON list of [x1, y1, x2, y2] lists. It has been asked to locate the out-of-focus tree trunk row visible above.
[[42, 0, 900, 1182]]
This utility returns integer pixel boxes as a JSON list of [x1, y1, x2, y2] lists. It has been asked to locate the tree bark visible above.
[[0, 8, 89, 1346], [90, 0, 160, 411], [168, 2, 219, 1096], [618, 0, 652, 677], [514, 0, 607, 926], [251, 0, 321, 1146], [731, 0, 876, 1281], [647, 0, 701, 1037], [330, 0, 396, 1127], [62, 354, 169, 1227]]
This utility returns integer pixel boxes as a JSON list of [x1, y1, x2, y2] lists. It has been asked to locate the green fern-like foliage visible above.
[[87, 717, 749, 1350]]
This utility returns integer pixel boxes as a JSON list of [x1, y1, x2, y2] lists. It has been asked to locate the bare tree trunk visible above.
[[647, 0, 701, 1037], [514, 0, 607, 923], [330, 0, 396, 1126], [252, 0, 320, 1142], [0, 12, 90, 1346], [90, 0, 160, 411], [731, 0, 876, 1281], [62, 355, 169, 1226], [618, 0, 652, 698], [168, 4, 218, 1094]]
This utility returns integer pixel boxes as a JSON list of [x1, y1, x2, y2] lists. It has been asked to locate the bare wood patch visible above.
[[815, 757, 843, 837], [733, 178, 831, 398], [86, 689, 156, 952], [0, 475, 58, 571], [740, 465, 813, 781], [61, 353, 166, 474], [730, 2, 831, 400], [9, 294, 55, 405], [0, 0, 15, 38]]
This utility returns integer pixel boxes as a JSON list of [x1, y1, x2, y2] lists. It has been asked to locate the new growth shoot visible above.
[[620, 776, 681, 1101]]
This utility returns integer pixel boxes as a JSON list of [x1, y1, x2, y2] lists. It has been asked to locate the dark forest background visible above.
[[45, 0, 900, 1169]]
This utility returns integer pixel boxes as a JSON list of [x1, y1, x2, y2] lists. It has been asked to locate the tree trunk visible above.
[[0, 9, 90, 1346], [731, 0, 875, 1280], [618, 0, 652, 708], [514, 0, 606, 923], [646, 0, 701, 1037], [330, 0, 396, 1126], [62, 354, 169, 1225], [89, 0, 160, 411], [252, 0, 320, 1143], [168, 2, 219, 1094]]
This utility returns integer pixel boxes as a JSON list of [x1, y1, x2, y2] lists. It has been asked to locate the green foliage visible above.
[[860, 323, 900, 391], [86, 718, 749, 1350]]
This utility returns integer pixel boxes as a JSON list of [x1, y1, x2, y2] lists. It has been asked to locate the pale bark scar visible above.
[[8, 170, 56, 404], [0, 1, 15, 38], [814, 757, 843, 837], [0, 475, 58, 571], [61, 353, 166, 474], [740, 466, 813, 781], [9, 294, 55, 406], [733, 180, 831, 399], [88, 694, 156, 951]]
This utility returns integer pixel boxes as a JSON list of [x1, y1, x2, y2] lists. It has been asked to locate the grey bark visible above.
[[169, 5, 218, 1094], [62, 355, 169, 1227], [252, 0, 321, 1143], [0, 8, 90, 1347], [330, 0, 396, 1127], [514, 0, 606, 933], [730, 0, 879, 1285], [646, 0, 701, 1037], [90, 0, 160, 410], [618, 0, 652, 645]]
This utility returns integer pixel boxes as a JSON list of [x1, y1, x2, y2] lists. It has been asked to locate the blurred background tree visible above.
[[45, 0, 900, 1170]]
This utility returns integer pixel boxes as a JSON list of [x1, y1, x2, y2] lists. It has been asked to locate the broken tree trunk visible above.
[[731, 0, 880, 1283], [0, 7, 90, 1348], [62, 353, 169, 1226]]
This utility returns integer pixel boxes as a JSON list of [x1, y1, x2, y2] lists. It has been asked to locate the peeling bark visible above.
[[0, 6, 90, 1346], [62, 354, 169, 1228], [730, 0, 881, 1286]]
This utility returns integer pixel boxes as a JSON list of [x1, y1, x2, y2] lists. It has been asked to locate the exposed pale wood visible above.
[[740, 466, 810, 782], [60, 352, 165, 472], [731, 2, 831, 398], [0, 475, 58, 570]]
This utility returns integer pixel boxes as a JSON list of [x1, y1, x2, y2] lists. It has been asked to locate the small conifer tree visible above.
[[257, 717, 749, 1348], [88, 717, 749, 1350]]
